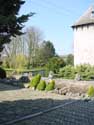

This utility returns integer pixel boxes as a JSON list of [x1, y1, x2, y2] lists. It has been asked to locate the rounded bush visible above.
[[87, 85, 94, 97], [45, 80, 55, 91], [37, 80, 46, 91], [0, 67, 6, 79], [30, 74, 41, 88], [50, 80, 55, 86]]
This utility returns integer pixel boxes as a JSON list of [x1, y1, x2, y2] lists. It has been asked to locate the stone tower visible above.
[[72, 6, 94, 66]]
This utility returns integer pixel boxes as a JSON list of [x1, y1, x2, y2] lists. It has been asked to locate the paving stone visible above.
[[17, 100, 94, 125]]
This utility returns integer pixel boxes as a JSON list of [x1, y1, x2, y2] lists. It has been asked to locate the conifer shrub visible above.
[[0, 67, 6, 79], [29, 74, 41, 88], [59, 65, 75, 79], [45, 80, 55, 91], [59, 64, 94, 80], [37, 80, 46, 91], [50, 80, 55, 86], [87, 85, 94, 97]]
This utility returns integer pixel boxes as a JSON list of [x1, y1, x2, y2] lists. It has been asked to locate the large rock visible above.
[[58, 87, 69, 95], [19, 76, 30, 83], [75, 73, 81, 81]]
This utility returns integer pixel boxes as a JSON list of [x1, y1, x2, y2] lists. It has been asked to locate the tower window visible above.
[[91, 11, 94, 18], [91, 5, 94, 19]]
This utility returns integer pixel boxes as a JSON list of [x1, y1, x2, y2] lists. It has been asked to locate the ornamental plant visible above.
[[45, 80, 55, 91], [37, 80, 46, 91], [87, 85, 94, 97], [29, 74, 41, 88]]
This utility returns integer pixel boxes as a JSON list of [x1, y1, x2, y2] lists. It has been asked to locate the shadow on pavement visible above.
[[0, 97, 94, 125], [0, 83, 20, 91]]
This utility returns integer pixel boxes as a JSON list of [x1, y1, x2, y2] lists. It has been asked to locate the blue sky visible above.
[[19, 0, 94, 55]]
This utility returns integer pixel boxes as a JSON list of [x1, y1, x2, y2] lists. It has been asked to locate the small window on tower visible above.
[[91, 5, 94, 19], [91, 11, 94, 18]]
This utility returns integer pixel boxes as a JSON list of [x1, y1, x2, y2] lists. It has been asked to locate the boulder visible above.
[[19, 76, 30, 83]]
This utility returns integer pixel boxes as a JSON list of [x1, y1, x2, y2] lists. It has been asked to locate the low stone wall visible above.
[[42, 78, 94, 95], [0, 76, 94, 95], [43, 78, 94, 86], [54, 79, 94, 95]]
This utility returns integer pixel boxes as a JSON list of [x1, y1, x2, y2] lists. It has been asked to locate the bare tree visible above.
[[25, 27, 43, 68], [3, 35, 26, 68], [3, 26, 43, 68]]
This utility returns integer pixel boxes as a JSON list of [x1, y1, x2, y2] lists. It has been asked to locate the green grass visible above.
[[3, 68, 45, 72]]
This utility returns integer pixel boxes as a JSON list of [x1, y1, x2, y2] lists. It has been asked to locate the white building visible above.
[[72, 6, 94, 66]]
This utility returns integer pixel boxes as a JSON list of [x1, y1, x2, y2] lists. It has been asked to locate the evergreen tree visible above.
[[35, 40, 56, 66], [66, 54, 74, 66], [0, 0, 34, 52]]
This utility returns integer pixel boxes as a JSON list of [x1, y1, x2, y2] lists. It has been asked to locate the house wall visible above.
[[74, 25, 94, 66]]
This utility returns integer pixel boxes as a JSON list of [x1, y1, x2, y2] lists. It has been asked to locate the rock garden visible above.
[[0, 66, 94, 99]]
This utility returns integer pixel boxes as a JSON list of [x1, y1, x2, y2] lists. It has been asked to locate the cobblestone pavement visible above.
[[0, 83, 94, 125], [0, 83, 74, 125], [14, 100, 94, 125]]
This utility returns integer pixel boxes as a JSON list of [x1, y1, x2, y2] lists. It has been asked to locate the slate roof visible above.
[[72, 6, 94, 28]]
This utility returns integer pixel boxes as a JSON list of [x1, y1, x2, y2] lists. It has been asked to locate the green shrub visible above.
[[59, 65, 75, 79], [76, 64, 94, 81], [0, 67, 6, 79], [50, 80, 55, 86], [46, 57, 66, 74], [45, 80, 55, 91], [29, 74, 41, 88], [37, 80, 46, 91], [87, 85, 94, 97], [59, 64, 94, 80]]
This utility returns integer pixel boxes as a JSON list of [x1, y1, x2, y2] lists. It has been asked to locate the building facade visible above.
[[72, 6, 94, 66]]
